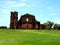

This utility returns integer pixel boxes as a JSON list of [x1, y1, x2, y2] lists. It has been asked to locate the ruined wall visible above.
[[10, 11, 18, 29], [18, 14, 40, 29], [10, 13, 40, 29]]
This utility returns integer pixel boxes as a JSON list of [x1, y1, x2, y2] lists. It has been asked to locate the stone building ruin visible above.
[[10, 11, 46, 29]]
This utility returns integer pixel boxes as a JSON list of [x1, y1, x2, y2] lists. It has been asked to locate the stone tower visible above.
[[10, 11, 18, 29]]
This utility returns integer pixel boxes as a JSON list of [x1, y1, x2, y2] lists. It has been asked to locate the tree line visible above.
[[0, 26, 7, 29], [43, 21, 60, 30]]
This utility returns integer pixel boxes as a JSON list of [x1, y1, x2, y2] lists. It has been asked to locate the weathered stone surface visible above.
[[10, 11, 45, 29]]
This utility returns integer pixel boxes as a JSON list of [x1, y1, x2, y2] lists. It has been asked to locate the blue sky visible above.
[[0, 0, 60, 27]]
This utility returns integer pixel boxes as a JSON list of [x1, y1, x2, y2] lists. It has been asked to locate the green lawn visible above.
[[0, 29, 60, 45]]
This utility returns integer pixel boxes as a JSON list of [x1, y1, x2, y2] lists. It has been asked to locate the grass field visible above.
[[0, 29, 60, 45]]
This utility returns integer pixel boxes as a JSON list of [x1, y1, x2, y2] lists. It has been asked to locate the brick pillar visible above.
[[10, 11, 18, 29]]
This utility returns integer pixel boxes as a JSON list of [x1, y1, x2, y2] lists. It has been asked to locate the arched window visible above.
[[26, 18, 29, 22]]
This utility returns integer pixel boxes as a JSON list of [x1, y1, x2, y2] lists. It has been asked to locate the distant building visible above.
[[10, 11, 46, 29]]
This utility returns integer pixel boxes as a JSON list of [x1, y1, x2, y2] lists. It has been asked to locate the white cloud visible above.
[[1, 9, 10, 13], [2, 0, 30, 8], [7, 1, 16, 4], [20, 0, 27, 2], [47, 6, 53, 10], [9, 2, 29, 8]]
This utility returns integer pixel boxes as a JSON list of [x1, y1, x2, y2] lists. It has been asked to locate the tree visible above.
[[43, 21, 54, 29], [54, 24, 60, 30]]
